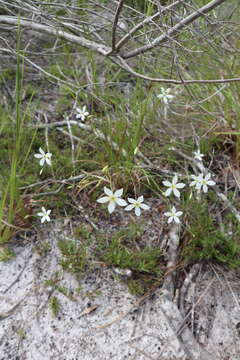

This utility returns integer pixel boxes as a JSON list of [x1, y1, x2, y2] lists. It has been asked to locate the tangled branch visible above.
[[0, 0, 239, 84]]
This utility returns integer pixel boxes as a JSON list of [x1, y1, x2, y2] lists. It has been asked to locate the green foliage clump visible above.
[[0, 247, 15, 261], [49, 296, 60, 317], [182, 199, 240, 268], [57, 239, 89, 274], [98, 224, 162, 275], [103, 236, 161, 274], [127, 279, 144, 296]]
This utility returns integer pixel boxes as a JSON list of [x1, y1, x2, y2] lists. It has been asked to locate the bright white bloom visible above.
[[34, 148, 52, 167], [37, 207, 51, 223], [163, 174, 185, 198], [157, 88, 174, 105], [97, 187, 127, 214], [164, 206, 183, 224], [190, 174, 203, 189], [193, 150, 204, 161], [76, 105, 89, 121], [195, 173, 216, 193], [125, 196, 150, 217]]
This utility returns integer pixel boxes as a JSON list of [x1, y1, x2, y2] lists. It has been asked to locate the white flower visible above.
[[193, 150, 204, 161], [164, 206, 183, 224], [37, 207, 51, 223], [190, 174, 203, 189], [97, 187, 127, 214], [34, 148, 52, 167], [163, 174, 185, 198], [157, 88, 174, 105], [195, 173, 216, 193], [125, 196, 150, 217], [76, 105, 89, 121]]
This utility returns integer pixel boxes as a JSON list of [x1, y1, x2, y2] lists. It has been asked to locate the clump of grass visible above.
[[103, 235, 162, 274], [49, 296, 60, 317], [0, 247, 15, 262], [57, 238, 89, 275], [0, 23, 24, 246], [95, 225, 163, 294], [182, 199, 240, 268]]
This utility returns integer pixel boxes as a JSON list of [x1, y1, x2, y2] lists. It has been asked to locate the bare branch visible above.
[[0, 15, 111, 56], [0, 0, 239, 85], [115, 0, 182, 51], [115, 56, 240, 84], [122, 0, 228, 59], [111, 0, 125, 52]]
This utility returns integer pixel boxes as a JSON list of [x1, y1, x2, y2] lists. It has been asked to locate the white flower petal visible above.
[[127, 198, 136, 204], [176, 183, 185, 189], [116, 198, 127, 207], [97, 196, 109, 203], [173, 188, 180, 198], [114, 188, 123, 197], [163, 180, 171, 187], [104, 187, 113, 196], [135, 207, 141, 216], [40, 158, 45, 166], [173, 216, 180, 224], [164, 211, 171, 217], [39, 148, 44, 155], [168, 216, 173, 224], [165, 188, 172, 197], [195, 182, 202, 190], [205, 173, 211, 180], [137, 195, 144, 203], [125, 204, 135, 211], [140, 203, 149, 210], [46, 158, 52, 166], [207, 180, 215, 186], [172, 175, 178, 184], [108, 201, 116, 214], [34, 153, 42, 159], [203, 184, 208, 193], [175, 211, 183, 217]]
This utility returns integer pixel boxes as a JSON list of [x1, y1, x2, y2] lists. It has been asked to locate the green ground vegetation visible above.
[[0, 2, 240, 294]]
